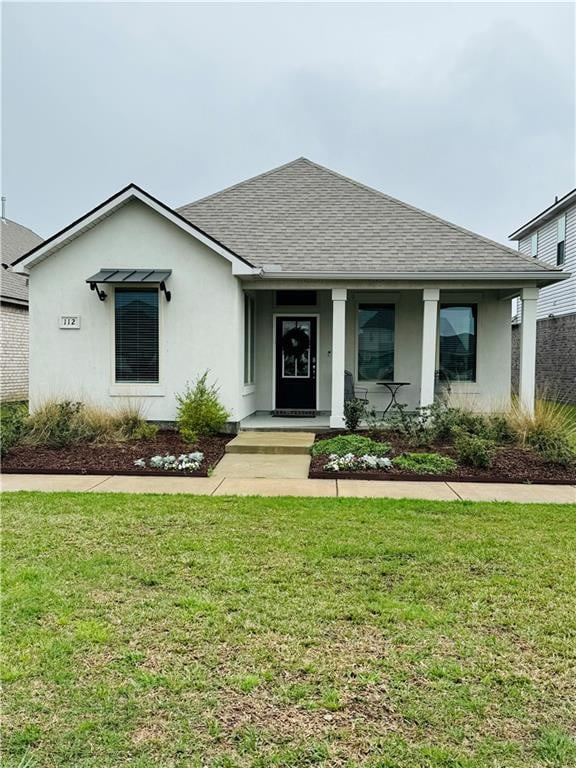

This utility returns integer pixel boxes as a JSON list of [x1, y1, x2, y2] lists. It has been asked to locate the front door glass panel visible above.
[[281, 319, 311, 378]]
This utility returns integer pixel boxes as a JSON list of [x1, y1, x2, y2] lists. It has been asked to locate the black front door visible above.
[[275, 316, 317, 410]]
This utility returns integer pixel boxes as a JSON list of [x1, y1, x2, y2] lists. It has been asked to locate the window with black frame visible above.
[[439, 304, 477, 382], [357, 304, 395, 381], [115, 288, 159, 383], [557, 215, 566, 266], [244, 294, 255, 385]]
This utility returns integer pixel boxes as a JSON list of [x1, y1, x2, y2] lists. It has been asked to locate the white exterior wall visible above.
[[253, 290, 334, 411], [251, 289, 511, 413], [28, 200, 246, 422], [345, 290, 423, 411], [517, 204, 576, 320], [444, 293, 512, 410], [0, 303, 29, 401]]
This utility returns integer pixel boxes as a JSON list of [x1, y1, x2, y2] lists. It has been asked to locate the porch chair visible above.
[[344, 370, 368, 403]]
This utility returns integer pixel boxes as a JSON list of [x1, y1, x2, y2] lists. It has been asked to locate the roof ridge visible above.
[[0, 218, 43, 240], [299, 158, 549, 266], [177, 157, 310, 211]]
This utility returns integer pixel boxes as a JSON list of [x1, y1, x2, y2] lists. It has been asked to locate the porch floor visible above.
[[240, 411, 331, 432]]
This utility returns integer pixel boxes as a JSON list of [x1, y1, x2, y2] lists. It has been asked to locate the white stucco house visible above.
[[11, 158, 568, 428]]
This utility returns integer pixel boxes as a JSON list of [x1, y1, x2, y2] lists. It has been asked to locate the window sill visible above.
[[447, 382, 479, 392], [242, 384, 256, 396], [109, 384, 166, 397]]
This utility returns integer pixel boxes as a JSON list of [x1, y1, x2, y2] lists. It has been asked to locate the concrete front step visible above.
[[226, 430, 315, 455]]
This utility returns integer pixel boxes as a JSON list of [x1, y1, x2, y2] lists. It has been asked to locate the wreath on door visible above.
[[282, 326, 310, 358]]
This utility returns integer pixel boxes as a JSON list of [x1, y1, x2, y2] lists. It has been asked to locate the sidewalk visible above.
[[1, 473, 575, 503]]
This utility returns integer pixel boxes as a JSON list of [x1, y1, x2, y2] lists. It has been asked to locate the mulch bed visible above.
[[2, 431, 232, 477], [309, 431, 576, 485]]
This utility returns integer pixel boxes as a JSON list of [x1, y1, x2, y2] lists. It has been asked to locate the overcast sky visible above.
[[2, 1, 574, 245]]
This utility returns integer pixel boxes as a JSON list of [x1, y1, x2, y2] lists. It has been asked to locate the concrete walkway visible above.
[[1, 473, 575, 503]]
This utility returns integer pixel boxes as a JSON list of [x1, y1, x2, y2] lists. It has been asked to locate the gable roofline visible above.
[[180, 156, 557, 275], [509, 187, 576, 241], [12, 183, 257, 274]]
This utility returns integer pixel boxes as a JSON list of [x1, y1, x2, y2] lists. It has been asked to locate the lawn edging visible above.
[[0, 467, 209, 478], [309, 469, 576, 485]]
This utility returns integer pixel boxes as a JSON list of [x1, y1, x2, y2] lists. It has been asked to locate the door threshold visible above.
[[272, 409, 317, 418]]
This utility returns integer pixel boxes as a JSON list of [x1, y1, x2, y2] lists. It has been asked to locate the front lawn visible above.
[[2, 493, 576, 767]]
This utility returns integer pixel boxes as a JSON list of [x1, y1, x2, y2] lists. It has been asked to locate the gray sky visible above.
[[2, 1, 575, 245]]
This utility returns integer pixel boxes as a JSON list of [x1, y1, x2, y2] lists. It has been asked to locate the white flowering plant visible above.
[[323, 452, 392, 472], [134, 452, 204, 472]]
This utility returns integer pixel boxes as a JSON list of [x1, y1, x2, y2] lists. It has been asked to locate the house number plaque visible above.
[[59, 315, 81, 329]]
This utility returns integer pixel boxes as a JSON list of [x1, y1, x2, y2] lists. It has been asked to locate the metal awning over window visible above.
[[86, 268, 172, 301]]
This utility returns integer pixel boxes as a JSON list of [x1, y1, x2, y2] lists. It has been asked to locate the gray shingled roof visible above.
[[1, 218, 43, 304], [178, 158, 556, 275]]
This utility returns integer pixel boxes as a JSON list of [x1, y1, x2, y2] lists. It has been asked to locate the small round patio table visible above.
[[376, 381, 411, 416]]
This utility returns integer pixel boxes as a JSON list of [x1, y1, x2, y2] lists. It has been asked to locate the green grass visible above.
[[2, 493, 576, 767]]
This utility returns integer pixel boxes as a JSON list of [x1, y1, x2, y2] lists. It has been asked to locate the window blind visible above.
[[439, 304, 477, 382], [115, 288, 159, 383], [357, 304, 395, 381]]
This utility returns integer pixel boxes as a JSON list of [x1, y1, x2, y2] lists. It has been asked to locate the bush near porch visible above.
[[310, 401, 576, 483]]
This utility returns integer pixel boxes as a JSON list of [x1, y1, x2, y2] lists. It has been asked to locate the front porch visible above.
[[238, 285, 539, 428], [240, 411, 331, 432]]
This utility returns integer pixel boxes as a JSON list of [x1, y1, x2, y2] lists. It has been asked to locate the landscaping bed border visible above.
[[309, 469, 576, 485], [0, 468, 209, 478], [1, 430, 232, 478]]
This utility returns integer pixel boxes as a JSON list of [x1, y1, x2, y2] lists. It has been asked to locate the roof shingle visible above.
[[178, 158, 556, 275], [1, 218, 43, 304]]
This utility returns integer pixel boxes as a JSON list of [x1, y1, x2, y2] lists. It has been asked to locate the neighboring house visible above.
[[1, 216, 43, 401], [509, 189, 576, 403], [11, 158, 567, 428]]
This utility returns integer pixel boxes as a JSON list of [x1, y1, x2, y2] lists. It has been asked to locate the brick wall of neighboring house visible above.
[[511, 313, 576, 403], [0, 303, 29, 401]]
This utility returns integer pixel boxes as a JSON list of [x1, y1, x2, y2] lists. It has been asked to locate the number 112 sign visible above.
[[59, 315, 81, 329]]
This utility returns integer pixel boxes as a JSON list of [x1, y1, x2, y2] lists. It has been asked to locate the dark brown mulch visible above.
[[1, 431, 232, 477], [309, 431, 576, 485]]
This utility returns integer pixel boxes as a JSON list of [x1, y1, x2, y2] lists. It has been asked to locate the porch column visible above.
[[329, 288, 347, 428], [420, 288, 439, 407], [519, 286, 539, 414]]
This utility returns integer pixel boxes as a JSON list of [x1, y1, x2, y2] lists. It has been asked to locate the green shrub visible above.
[[385, 404, 434, 447], [23, 399, 157, 447], [112, 403, 158, 441], [393, 452, 457, 475], [508, 400, 576, 447], [426, 403, 515, 445], [526, 429, 575, 467], [176, 372, 230, 442], [0, 402, 28, 456], [506, 400, 576, 466], [311, 434, 391, 458], [344, 398, 366, 432], [428, 403, 486, 442], [25, 400, 91, 448], [454, 432, 496, 469], [131, 422, 159, 441], [483, 414, 516, 444]]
